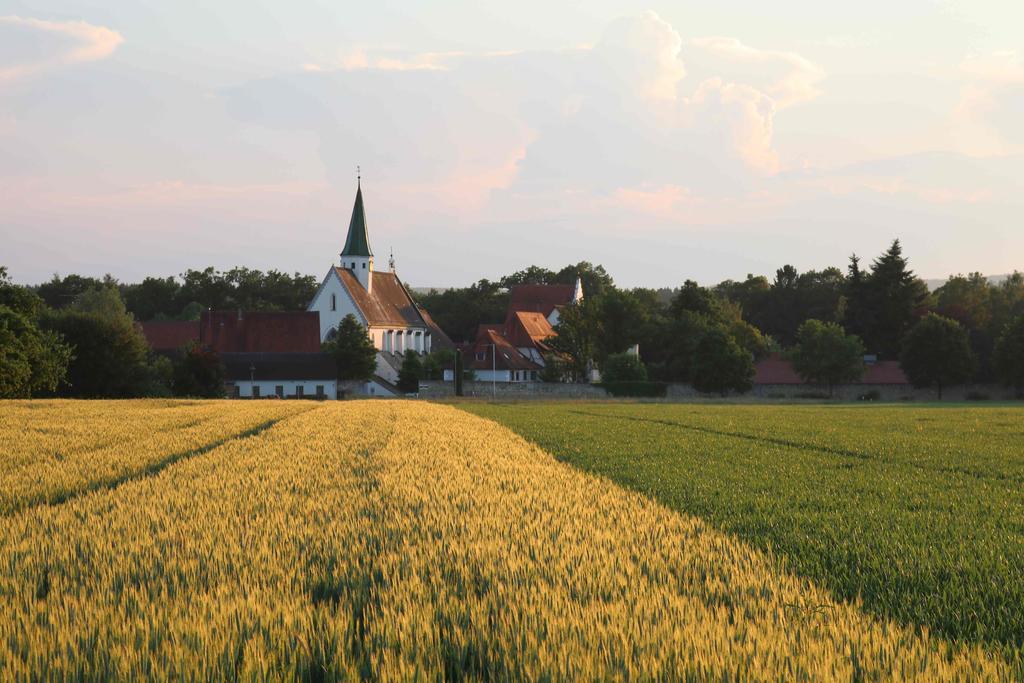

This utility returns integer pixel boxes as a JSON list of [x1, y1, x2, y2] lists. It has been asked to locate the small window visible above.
[[330, 293, 336, 311], [351, 262, 356, 269], [275, 385, 284, 398], [362, 262, 366, 269], [252, 385, 260, 398], [316, 385, 324, 397], [296, 386, 305, 398], [476, 352, 486, 361]]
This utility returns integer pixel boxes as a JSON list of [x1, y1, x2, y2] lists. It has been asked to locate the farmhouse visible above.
[[463, 279, 583, 383]]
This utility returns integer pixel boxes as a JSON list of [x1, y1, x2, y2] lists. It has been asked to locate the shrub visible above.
[[601, 353, 648, 383], [599, 381, 668, 398]]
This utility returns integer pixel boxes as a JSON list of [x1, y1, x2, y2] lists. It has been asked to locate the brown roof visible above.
[[507, 284, 575, 318], [467, 326, 541, 371], [201, 311, 321, 353], [506, 311, 555, 349], [139, 320, 199, 351], [334, 268, 425, 328], [418, 306, 455, 351], [754, 354, 909, 385]]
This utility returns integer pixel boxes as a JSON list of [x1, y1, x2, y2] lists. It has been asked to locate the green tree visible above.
[[790, 320, 865, 397], [122, 276, 181, 321], [397, 350, 423, 394], [601, 352, 648, 382], [865, 240, 930, 358], [900, 313, 975, 399], [691, 329, 754, 396], [547, 299, 601, 382], [172, 343, 225, 398], [35, 273, 105, 309], [324, 314, 378, 381], [993, 315, 1024, 397], [421, 348, 455, 380], [0, 268, 72, 397], [498, 265, 556, 288]]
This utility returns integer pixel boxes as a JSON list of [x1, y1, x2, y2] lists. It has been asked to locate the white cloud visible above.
[[0, 15, 123, 82], [688, 36, 825, 108]]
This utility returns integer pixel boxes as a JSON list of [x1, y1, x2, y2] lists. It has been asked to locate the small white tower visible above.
[[340, 174, 373, 293]]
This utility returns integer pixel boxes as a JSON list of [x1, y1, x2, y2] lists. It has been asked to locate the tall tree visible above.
[[547, 299, 602, 382], [993, 315, 1024, 397], [790, 320, 865, 396], [865, 240, 930, 358], [900, 313, 975, 399], [323, 314, 378, 381], [553, 261, 614, 298]]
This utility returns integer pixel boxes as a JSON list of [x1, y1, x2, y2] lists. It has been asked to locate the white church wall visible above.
[[309, 270, 365, 342]]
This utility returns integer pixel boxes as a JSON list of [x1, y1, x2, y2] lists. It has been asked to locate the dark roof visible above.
[[201, 311, 321, 353], [341, 183, 373, 257], [466, 326, 541, 371], [221, 352, 336, 381], [333, 268, 426, 328], [754, 354, 909, 385], [418, 306, 455, 350], [507, 284, 575, 319], [139, 320, 199, 351]]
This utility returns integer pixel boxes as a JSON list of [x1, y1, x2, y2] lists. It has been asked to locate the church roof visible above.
[[341, 183, 373, 257], [333, 267, 426, 328]]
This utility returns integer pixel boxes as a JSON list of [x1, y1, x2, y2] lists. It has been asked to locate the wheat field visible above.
[[0, 400, 1013, 680]]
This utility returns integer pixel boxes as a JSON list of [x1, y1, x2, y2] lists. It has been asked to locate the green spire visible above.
[[341, 180, 373, 257]]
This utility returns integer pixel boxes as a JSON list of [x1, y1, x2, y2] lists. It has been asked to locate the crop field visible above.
[[464, 402, 1024, 663], [0, 401, 1016, 679]]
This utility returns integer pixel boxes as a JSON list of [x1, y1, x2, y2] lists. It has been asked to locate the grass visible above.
[[0, 401, 1012, 679], [462, 401, 1024, 657]]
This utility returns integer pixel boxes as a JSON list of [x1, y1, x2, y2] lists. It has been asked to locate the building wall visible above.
[[229, 379, 337, 399], [309, 271, 365, 342]]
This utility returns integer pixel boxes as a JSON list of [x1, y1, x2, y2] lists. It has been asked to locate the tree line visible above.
[[4, 239, 1024, 398]]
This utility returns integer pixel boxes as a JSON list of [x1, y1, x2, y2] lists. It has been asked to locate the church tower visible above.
[[340, 178, 373, 293]]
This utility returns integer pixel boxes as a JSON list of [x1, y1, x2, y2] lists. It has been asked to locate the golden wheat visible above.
[[0, 399, 311, 514], [0, 401, 1012, 680]]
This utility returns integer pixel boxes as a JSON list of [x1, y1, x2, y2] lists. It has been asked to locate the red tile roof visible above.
[[201, 311, 321, 353], [507, 284, 575, 318], [418, 307, 455, 350], [139, 321, 199, 351], [754, 353, 909, 385], [466, 326, 541, 371], [334, 268, 425, 328], [506, 311, 555, 349]]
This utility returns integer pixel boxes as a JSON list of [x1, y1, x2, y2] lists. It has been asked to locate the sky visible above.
[[2, 1, 1023, 288]]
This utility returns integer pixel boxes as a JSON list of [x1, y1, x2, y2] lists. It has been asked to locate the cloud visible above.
[[953, 51, 1024, 153], [688, 36, 824, 108], [0, 15, 123, 82]]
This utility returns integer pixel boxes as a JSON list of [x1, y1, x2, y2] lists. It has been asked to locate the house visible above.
[[452, 279, 583, 383], [138, 320, 200, 353], [221, 352, 337, 399], [307, 179, 452, 394]]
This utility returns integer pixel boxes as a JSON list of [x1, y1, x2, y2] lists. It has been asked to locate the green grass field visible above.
[[463, 402, 1024, 657]]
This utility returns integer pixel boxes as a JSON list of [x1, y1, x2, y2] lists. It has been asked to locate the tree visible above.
[[172, 343, 225, 398], [397, 350, 422, 394], [324, 314, 378, 381], [35, 273, 105, 309], [498, 265, 556, 288], [865, 240, 930, 358], [601, 352, 647, 382], [547, 299, 601, 382], [691, 329, 754, 396], [900, 313, 975, 399], [421, 348, 454, 380], [790, 320, 865, 396], [993, 315, 1024, 397], [0, 268, 72, 398], [553, 261, 614, 298]]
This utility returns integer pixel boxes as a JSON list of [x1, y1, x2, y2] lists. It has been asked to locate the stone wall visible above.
[[417, 379, 1018, 402]]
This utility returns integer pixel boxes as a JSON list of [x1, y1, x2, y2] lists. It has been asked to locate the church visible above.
[[307, 180, 451, 394]]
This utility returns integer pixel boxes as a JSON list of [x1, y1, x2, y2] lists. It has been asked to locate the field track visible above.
[[0, 400, 1015, 680]]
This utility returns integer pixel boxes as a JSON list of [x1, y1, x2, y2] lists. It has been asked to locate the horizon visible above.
[[3, 2, 1023, 288]]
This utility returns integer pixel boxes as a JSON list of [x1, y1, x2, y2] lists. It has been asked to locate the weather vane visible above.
[[389, 247, 395, 272], [357, 165, 361, 184]]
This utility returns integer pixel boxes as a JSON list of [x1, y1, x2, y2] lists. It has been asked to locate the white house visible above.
[[308, 180, 450, 391]]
